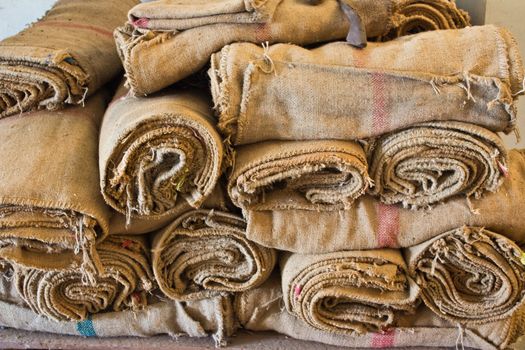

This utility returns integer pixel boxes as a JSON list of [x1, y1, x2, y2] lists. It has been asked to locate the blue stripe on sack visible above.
[[76, 315, 97, 337]]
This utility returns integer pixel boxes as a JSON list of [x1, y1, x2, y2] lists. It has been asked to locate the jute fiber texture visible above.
[[116, 0, 469, 96], [243, 149, 525, 254], [368, 121, 507, 208], [280, 250, 420, 334], [228, 140, 369, 213], [0, 0, 138, 118], [107, 185, 230, 236], [14, 235, 154, 322], [152, 209, 276, 301], [99, 84, 223, 223], [210, 25, 524, 145], [0, 295, 237, 342], [405, 227, 525, 326], [235, 275, 525, 350], [0, 92, 111, 277]]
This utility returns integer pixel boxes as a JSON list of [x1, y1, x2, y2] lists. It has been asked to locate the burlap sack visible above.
[[99, 84, 223, 224], [14, 235, 153, 322], [405, 227, 525, 326], [0, 92, 111, 277], [368, 121, 507, 208], [210, 25, 524, 145], [244, 149, 525, 254], [229, 140, 369, 214], [236, 275, 525, 349], [0, 0, 138, 118], [152, 209, 276, 301], [280, 250, 420, 334], [116, 0, 469, 96], [0, 297, 236, 344], [377, 0, 470, 40], [108, 184, 230, 236]]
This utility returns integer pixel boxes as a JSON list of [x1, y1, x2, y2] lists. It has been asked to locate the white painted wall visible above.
[[0, 1, 524, 147]]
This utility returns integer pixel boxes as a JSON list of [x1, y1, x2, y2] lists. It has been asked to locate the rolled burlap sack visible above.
[[378, 0, 470, 40], [280, 250, 420, 334], [116, 0, 469, 96], [228, 140, 369, 213], [152, 209, 276, 301], [405, 227, 525, 325], [210, 25, 523, 145], [0, 0, 138, 118], [368, 121, 507, 208], [0, 92, 111, 277], [14, 235, 154, 322], [235, 275, 525, 350], [243, 149, 525, 254], [99, 84, 223, 224]]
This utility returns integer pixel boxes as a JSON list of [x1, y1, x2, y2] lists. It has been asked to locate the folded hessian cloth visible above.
[[235, 275, 525, 350], [210, 25, 523, 145], [280, 250, 420, 334], [0, 92, 111, 277], [242, 149, 525, 254], [368, 121, 507, 208], [99, 84, 224, 223], [152, 209, 276, 301], [115, 0, 470, 96], [228, 140, 370, 213], [0, 0, 138, 118], [405, 226, 525, 325], [14, 235, 154, 322]]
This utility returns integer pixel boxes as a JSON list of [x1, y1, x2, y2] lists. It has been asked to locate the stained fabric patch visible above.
[[76, 315, 97, 337]]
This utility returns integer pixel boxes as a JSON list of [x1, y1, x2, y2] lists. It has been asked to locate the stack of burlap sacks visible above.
[[0, 0, 525, 349]]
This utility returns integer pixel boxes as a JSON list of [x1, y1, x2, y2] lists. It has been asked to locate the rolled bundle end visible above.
[[14, 235, 154, 322], [229, 141, 370, 210], [152, 210, 276, 301], [383, 0, 471, 40], [408, 226, 525, 325], [281, 251, 420, 334], [101, 94, 223, 220], [369, 121, 507, 209], [0, 56, 89, 119]]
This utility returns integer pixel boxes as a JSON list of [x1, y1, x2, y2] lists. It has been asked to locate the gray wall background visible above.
[[0, 0, 523, 147]]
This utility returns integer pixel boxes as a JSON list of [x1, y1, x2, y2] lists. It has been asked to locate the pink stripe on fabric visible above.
[[131, 17, 150, 29], [375, 202, 399, 248], [371, 329, 396, 348], [34, 21, 113, 39], [372, 72, 389, 135]]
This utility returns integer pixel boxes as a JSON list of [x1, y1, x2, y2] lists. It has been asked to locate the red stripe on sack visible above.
[[372, 72, 389, 135], [34, 21, 113, 39], [131, 17, 150, 29], [255, 23, 272, 42], [371, 329, 396, 348], [375, 202, 399, 248]]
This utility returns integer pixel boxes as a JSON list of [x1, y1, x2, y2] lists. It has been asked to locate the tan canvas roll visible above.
[[0, 0, 138, 118], [236, 275, 525, 350], [378, 0, 470, 40], [99, 85, 223, 224], [243, 149, 525, 254], [116, 0, 469, 96], [14, 235, 153, 322], [368, 121, 507, 208], [210, 25, 523, 145], [0, 92, 111, 277], [405, 227, 525, 326], [229, 140, 369, 213], [152, 209, 276, 301], [281, 250, 420, 334]]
